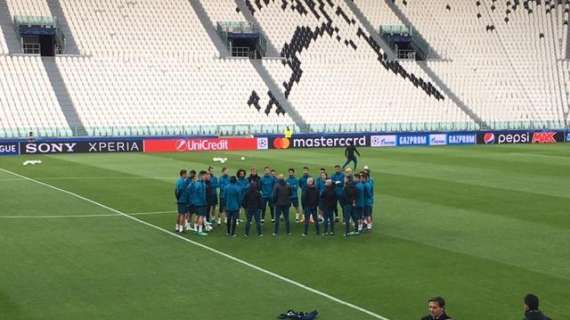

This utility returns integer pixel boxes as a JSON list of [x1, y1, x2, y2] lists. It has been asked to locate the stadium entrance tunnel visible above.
[[217, 21, 267, 58], [15, 16, 64, 56]]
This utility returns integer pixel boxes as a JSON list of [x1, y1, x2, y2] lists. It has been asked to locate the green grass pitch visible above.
[[0, 144, 569, 319]]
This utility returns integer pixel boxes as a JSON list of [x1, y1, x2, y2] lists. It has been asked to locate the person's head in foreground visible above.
[[264, 166, 271, 175], [422, 296, 451, 320], [523, 294, 550, 320]]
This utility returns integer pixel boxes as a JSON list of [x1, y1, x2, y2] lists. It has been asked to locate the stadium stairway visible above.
[[343, 0, 397, 60], [189, 0, 229, 57], [46, 0, 79, 55], [349, 0, 488, 129], [41, 57, 87, 136], [232, 0, 310, 132], [0, 0, 21, 54]]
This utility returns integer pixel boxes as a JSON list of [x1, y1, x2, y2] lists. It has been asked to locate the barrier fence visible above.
[[1, 130, 568, 156]]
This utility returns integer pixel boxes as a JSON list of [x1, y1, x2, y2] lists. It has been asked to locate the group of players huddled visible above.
[[174, 164, 374, 237]]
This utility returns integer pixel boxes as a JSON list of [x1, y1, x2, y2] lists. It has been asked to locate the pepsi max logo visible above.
[[483, 133, 495, 144]]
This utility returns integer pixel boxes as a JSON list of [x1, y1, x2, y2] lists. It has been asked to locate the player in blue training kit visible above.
[[299, 166, 310, 207], [218, 167, 230, 225], [260, 167, 276, 223], [185, 170, 197, 231], [236, 169, 249, 224], [315, 171, 327, 222], [207, 166, 219, 227], [331, 165, 345, 222], [174, 169, 189, 233], [362, 172, 374, 230], [223, 176, 242, 237], [354, 174, 367, 233], [190, 171, 208, 236], [286, 168, 301, 223]]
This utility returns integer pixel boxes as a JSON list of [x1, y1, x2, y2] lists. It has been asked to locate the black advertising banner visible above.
[[20, 140, 144, 155], [477, 131, 565, 145]]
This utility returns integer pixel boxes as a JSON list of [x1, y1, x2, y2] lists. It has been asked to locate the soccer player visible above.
[[301, 177, 320, 236], [316, 171, 327, 222], [342, 141, 360, 170], [523, 294, 551, 320], [421, 297, 453, 320], [286, 168, 301, 223], [298, 167, 311, 221], [207, 166, 219, 226], [185, 170, 197, 231], [236, 169, 249, 224], [174, 169, 189, 233], [331, 165, 345, 222], [272, 174, 292, 236], [321, 180, 337, 235], [354, 173, 366, 233], [203, 171, 215, 231], [362, 172, 374, 230], [218, 167, 230, 225], [260, 167, 276, 223], [243, 183, 263, 237], [190, 171, 208, 236], [248, 167, 261, 189], [341, 175, 358, 237], [223, 176, 241, 237]]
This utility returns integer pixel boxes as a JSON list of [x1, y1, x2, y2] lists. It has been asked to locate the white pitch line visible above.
[[0, 213, 121, 219], [0, 168, 390, 320], [130, 211, 176, 216], [0, 211, 175, 220]]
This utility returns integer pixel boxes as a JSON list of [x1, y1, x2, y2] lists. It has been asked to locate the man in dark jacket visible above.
[[421, 297, 453, 320], [320, 180, 337, 235], [243, 183, 263, 237], [248, 167, 261, 190], [301, 177, 320, 236], [272, 175, 292, 236], [523, 294, 551, 320], [341, 176, 357, 237], [342, 141, 360, 170]]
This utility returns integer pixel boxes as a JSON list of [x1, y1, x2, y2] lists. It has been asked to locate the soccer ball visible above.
[[241, 156, 246, 161]]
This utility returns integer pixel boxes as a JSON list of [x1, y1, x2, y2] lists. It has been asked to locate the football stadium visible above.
[[0, 0, 569, 319]]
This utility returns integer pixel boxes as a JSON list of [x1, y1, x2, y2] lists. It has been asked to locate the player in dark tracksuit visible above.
[[174, 169, 189, 233], [321, 180, 337, 235], [218, 167, 230, 225], [331, 165, 345, 221], [354, 174, 366, 233], [301, 177, 320, 236], [342, 141, 360, 170], [272, 175, 292, 236], [243, 183, 263, 236], [341, 176, 358, 236]]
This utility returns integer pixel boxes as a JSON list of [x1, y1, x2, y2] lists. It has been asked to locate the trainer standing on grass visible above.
[[243, 182, 263, 237], [174, 169, 189, 233], [342, 141, 360, 170], [321, 180, 337, 235], [523, 294, 551, 320], [421, 297, 453, 320], [301, 177, 320, 236], [224, 176, 241, 237], [273, 174, 292, 236]]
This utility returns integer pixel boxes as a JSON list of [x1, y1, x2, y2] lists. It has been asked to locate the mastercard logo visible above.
[[273, 137, 290, 149]]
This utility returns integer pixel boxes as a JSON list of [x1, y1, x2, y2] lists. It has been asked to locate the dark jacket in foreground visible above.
[[273, 180, 292, 207], [320, 185, 337, 210], [243, 186, 263, 210], [421, 313, 453, 320], [302, 185, 320, 208], [524, 310, 551, 320]]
